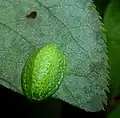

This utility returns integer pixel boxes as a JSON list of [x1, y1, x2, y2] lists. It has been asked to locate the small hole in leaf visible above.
[[25, 11, 37, 19]]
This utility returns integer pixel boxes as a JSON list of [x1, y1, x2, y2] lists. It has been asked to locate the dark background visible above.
[[0, 0, 110, 118], [0, 85, 106, 118]]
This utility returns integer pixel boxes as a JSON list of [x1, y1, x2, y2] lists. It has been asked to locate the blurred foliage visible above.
[[93, 0, 110, 18]]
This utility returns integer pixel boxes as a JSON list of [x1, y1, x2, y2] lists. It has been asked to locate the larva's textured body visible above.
[[21, 44, 66, 100]]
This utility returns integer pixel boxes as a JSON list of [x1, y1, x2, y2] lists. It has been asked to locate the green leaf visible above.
[[108, 104, 120, 118], [103, 0, 120, 98], [0, 0, 109, 111]]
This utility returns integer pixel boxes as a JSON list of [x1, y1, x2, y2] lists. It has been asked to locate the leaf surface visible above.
[[0, 0, 108, 111]]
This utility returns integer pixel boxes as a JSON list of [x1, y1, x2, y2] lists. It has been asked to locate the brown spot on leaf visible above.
[[26, 11, 37, 19]]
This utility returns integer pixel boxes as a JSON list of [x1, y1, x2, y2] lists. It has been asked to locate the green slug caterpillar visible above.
[[21, 44, 66, 101]]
